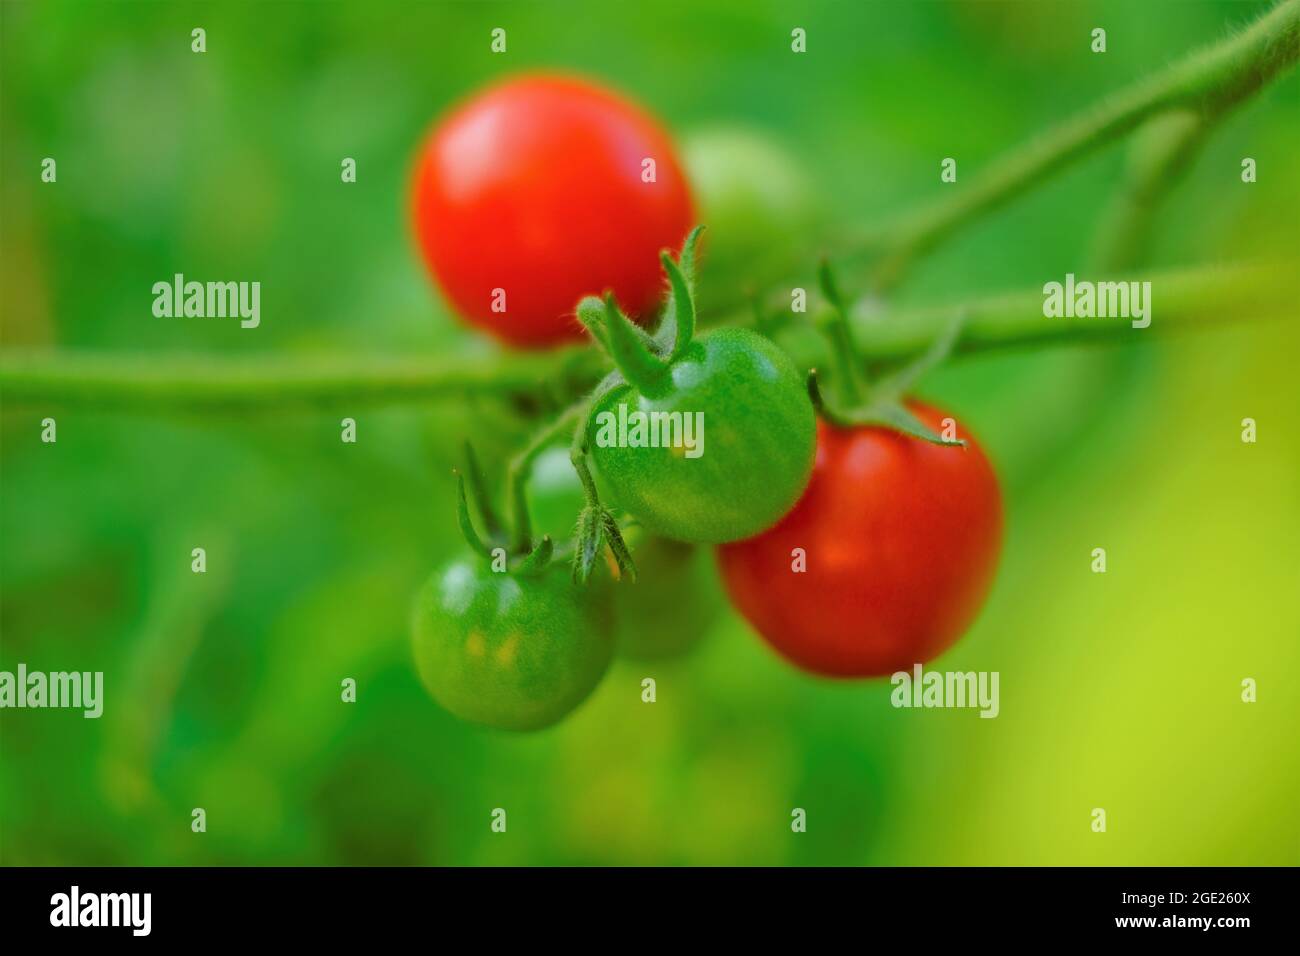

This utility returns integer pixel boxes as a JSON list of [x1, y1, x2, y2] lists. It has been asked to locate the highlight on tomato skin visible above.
[[410, 72, 695, 349], [717, 404, 1004, 678]]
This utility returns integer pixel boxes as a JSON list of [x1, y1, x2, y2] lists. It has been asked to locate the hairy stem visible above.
[[0, 349, 599, 410], [1089, 109, 1211, 272], [842, 260, 1296, 363], [505, 402, 585, 553], [857, 0, 1300, 290], [2, 261, 1291, 412]]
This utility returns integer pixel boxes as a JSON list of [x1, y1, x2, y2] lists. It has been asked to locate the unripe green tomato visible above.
[[587, 327, 816, 544], [526, 450, 721, 660], [612, 537, 722, 661], [411, 558, 613, 731], [524, 444, 617, 544], [681, 126, 821, 292]]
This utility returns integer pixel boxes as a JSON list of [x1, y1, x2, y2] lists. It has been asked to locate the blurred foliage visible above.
[[1, 0, 1297, 865]]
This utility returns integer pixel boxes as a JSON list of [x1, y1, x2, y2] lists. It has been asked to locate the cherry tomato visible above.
[[587, 327, 816, 544], [681, 125, 822, 298], [411, 557, 613, 730], [525, 446, 717, 660], [612, 537, 721, 661], [524, 444, 614, 543], [411, 74, 694, 348], [717, 403, 1002, 677]]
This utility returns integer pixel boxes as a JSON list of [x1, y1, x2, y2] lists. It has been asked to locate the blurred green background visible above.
[[2, 0, 1297, 866]]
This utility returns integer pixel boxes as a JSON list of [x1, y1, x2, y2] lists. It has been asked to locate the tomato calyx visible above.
[[575, 226, 705, 398], [452, 440, 565, 577], [568, 437, 637, 585], [808, 260, 967, 447], [562, 228, 709, 572]]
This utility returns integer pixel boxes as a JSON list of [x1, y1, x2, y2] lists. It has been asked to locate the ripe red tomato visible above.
[[717, 403, 1002, 677], [411, 74, 694, 348]]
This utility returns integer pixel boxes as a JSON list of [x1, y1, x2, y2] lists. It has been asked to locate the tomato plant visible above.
[[718, 406, 1002, 677], [411, 73, 694, 348]]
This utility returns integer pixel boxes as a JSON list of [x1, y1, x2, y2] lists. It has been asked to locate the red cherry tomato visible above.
[[411, 74, 694, 348], [718, 403, 1002, 677]]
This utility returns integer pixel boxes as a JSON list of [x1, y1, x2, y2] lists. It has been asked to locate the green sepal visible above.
[[807, 370, 964, 448], [454, 472, 494, 558], [575, 296, 611, 351], [654, 226, 704, 357], [572, 505, 604, 584], [577, 294, 658, 357], [599, 510, 637, 582], [462, 441, 503, 538], [817, 257, 847, 313], [514, 534, 554, 576], [601, 293, 669, 395], [858, 400, 966, 447]]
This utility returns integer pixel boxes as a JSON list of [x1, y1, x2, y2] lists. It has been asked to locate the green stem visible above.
[[0, 349, 602, 410], [815, 259, 865, 405], [461, 440, 503, 539], [505, 402, 585, 553], [1, 261, 1291, 411], [1089, 109, 1209, 272], [843, 260, 1296, 364], [454, 473, 494, 559], [856, 0, 1300, 291]]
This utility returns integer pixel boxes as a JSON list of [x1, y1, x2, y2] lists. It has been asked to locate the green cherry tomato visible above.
[[525, 448, 722, 659], [681, 126, 822, 294], [613, 537, 722, 661], [411, 557, 613, 731], [587, 327, 816, 544], [524, 446, 587, 544], [524, 444, 619, 544]]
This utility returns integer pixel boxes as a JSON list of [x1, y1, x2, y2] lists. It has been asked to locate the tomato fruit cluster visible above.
[[408, 73, 1004, 730]]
